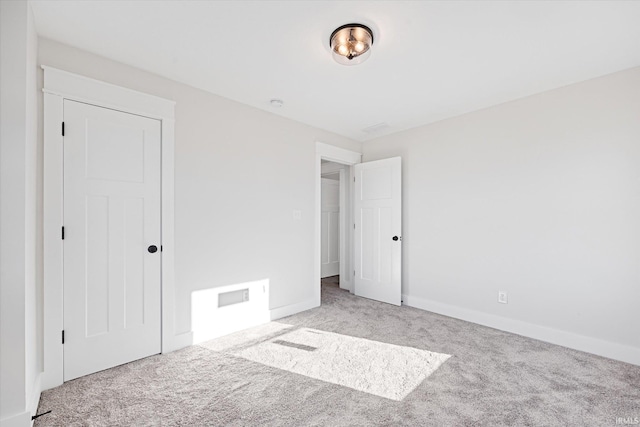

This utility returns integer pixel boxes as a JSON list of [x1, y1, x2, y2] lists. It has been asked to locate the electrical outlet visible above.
[[242, 289, 249, 302], [498, 291, 508, 304]]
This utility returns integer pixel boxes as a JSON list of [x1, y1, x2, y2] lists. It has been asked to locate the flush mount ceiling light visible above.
[[330, 23, 374, 66]]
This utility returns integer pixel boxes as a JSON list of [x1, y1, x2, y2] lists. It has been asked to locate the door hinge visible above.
[[61, 226, 65, 240], [353, 223, 356, 229], [62, 122, 65, 136], [61, 330, 65, 344], [353, 270, 356, 276]]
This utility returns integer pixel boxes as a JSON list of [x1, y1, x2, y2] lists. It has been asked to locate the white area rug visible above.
[[200, 322, 451, 401]]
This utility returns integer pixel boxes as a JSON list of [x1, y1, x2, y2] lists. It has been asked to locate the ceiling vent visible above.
[[362, 122, 390, 135]]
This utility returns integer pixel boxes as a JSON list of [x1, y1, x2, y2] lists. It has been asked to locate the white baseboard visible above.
[[0, 411, 31, 427], [340, 279, 352, 292], [163, 331, 194, 353], [402, 294, 640, 366], [270, 298, 318, 321]]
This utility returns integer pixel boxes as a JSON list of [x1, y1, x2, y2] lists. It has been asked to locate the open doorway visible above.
[[314, 143, 362, 306], [315, 142, 403, 308], [320, 161, 346, 291]]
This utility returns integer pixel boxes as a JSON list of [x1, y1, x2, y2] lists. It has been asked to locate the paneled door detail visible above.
[[321, 178, 340, 278], [63, 100, 161, 381], [354, 157, 402, 305]]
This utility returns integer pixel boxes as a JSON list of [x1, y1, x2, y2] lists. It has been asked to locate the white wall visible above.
[[1, 2, 41, 426], [37, 38, 361, 337], [321, 161, 347, 177], [362, 67, 640, 365]]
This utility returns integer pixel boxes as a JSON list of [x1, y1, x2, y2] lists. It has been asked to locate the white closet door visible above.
[[63, 100, 161, 381]]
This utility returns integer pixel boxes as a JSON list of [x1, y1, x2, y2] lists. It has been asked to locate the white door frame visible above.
[[337, 168, 347, 289], [314, 142, 362, 305], [42, 66, 185, 390]]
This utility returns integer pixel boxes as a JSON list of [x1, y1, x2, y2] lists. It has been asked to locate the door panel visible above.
[[124, 197, 145, 328], [63, 100, 161, 381], [85, 195, 109, 337], [354, 157, 402, 305]]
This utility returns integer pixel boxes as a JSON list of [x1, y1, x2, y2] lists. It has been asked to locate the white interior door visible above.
[[63, 100, 161, 381], [321, 177, 340, 278], [354, 157, 402, 305]]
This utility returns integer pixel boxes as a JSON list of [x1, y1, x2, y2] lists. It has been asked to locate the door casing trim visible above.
[[42, 66, 186, 390]]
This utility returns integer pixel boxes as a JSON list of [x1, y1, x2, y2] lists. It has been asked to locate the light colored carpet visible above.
[[320, 275, 340, 288], [35, 285, 640, 426], [200, 322, 450, 400]]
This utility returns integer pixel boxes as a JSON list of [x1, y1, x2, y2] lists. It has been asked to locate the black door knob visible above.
[[392, 236, 399, 241], [148, 245, 158, 253]]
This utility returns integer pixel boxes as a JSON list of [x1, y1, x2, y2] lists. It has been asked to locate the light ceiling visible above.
[[30, 1, 640, 142]]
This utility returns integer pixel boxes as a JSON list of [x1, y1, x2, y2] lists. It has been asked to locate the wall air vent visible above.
[[218, 288, 249, 308]]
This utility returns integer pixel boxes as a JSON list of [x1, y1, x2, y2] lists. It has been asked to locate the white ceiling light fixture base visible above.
[[270, 99, 284, 108], [330, 23, 374, 66]]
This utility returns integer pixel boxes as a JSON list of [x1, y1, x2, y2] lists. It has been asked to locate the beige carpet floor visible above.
[[35, 284, 640, 426]]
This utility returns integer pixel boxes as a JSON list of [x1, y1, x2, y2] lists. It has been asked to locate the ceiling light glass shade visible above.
[[330, 24, 374, 66]]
